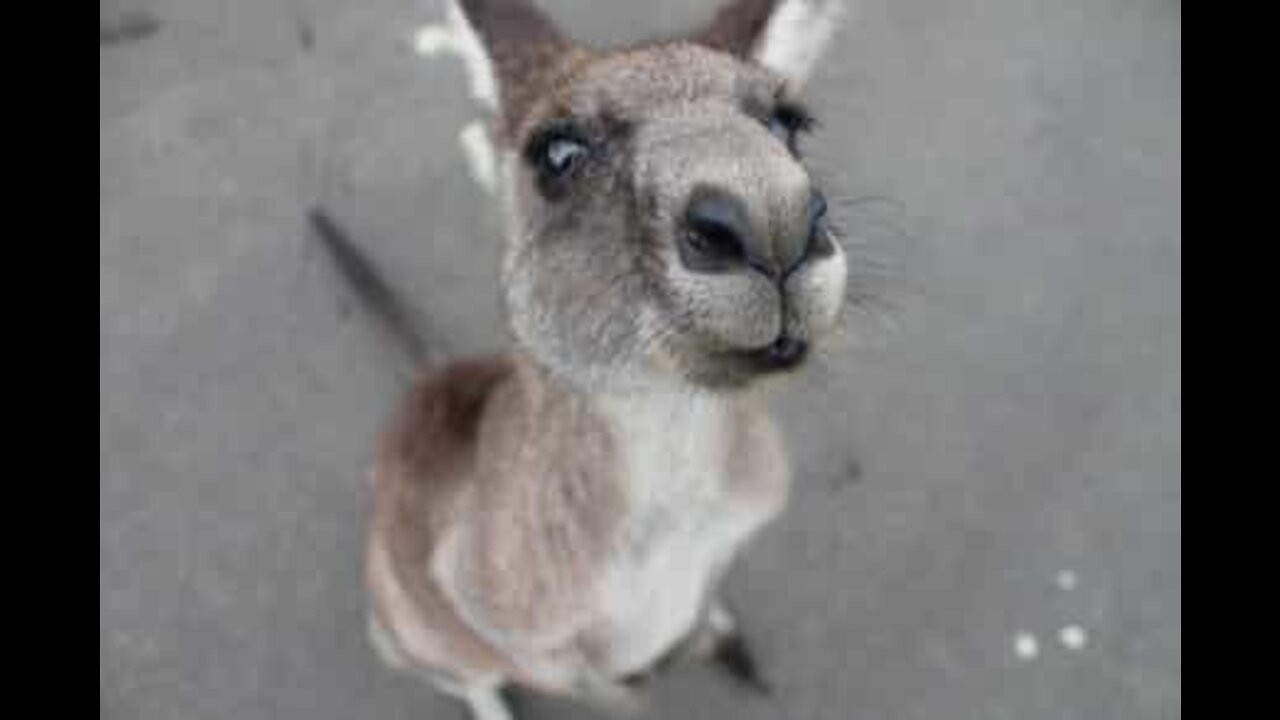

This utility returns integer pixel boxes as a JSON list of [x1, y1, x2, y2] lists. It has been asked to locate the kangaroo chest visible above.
[[590, 394, 781, 676]]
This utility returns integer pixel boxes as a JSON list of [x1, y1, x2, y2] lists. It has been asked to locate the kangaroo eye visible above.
[[766, 115, 793, 143], [766, 103, 816, 153], [543, 137, 587, 176], [525, 122, 593, 199], [528, 125, 589, 180]]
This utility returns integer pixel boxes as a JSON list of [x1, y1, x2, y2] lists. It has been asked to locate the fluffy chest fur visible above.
[[590, 391, 784, 676]]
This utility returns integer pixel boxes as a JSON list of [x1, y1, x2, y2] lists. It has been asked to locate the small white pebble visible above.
[[1055, 570, 1078, 591], [1058, 625, 1088, 651], [1012, 632, 1039, 660]]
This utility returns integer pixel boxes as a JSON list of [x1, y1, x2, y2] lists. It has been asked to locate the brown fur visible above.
[[368, 356, 517, 680], [369, 354, 633, 692], [368, 355, 793, 696], [362, 2, 849, 716], [693, 0, 782, 56]]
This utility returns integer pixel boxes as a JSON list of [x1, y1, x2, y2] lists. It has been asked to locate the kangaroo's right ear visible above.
[[693, 0, 846, 87], [446, 0, 571, 131]]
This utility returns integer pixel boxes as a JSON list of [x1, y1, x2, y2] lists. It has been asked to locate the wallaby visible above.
[[315, 1, 849, 717]]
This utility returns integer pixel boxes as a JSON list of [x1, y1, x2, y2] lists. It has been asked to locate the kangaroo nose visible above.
[[678, 186, 824, 277], [678, 187, 752, 274]]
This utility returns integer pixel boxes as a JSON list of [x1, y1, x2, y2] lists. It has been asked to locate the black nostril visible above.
[[680, 188, 751, 272], [686, 217, 743, 260], [804, 190, 834, 260], [767, 336, 808, 368], [808, 190, 828, 232]]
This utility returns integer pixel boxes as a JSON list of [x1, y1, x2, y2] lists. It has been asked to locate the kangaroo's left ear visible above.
[[440, 0, 573, 136], [692, 0, 846, 87]]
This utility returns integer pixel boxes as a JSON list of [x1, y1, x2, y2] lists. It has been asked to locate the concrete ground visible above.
[[100, 0, 1181, 718]]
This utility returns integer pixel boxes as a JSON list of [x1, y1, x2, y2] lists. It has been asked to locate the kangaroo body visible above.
[[367, 357, 785, 692], [331, 2, 851, 717]]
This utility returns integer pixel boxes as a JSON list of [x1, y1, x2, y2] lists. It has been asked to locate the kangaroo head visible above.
[[452, 0, 848, 391]]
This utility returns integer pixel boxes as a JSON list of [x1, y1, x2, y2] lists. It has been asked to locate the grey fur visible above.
[[364, 2, 847, 718]]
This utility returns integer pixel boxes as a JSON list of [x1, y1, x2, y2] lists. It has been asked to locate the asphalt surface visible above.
[[100, 1, 1181, 718]]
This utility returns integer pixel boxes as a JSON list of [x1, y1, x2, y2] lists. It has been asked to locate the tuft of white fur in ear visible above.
[[753, 0, 847, 85], [413, 0, 498, 111]]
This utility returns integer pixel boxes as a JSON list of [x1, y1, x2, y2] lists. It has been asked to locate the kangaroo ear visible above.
[[444, 0, 571, 129], [693, 0, 845, 86]]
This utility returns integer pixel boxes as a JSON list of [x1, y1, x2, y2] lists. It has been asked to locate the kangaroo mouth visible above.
[[676, 334, 810, 390], [718, 334, 809, 375], [734, 335, 808, 370]]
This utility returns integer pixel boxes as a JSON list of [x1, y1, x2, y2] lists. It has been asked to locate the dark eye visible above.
[[766, 115, 793, 142], [542, 136, 587, 176], [525, 122, 594, 199], [766, 103, 816, 152], [526, 123, 590, 182]]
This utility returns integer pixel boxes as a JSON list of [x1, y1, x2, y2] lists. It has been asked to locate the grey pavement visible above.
[[100, 1, 1181, 718]]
